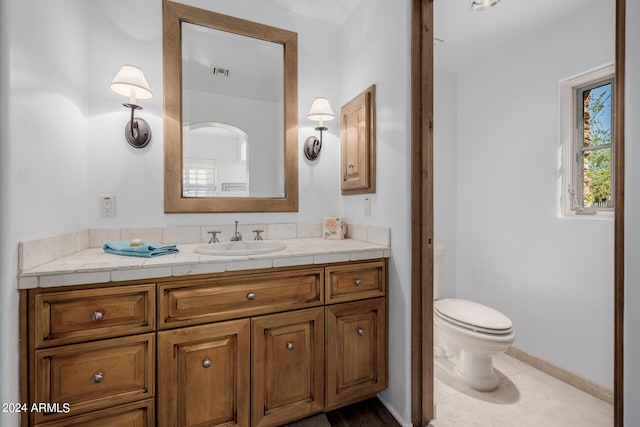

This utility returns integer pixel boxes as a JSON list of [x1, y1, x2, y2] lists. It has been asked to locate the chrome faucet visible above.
[[230, 221, 242, 241], [207, 230, 220, 244]]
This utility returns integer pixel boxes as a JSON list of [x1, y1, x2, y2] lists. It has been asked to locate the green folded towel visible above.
[[103, 240, 179, 258]]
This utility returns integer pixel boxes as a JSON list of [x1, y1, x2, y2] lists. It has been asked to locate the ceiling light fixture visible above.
[[471, 0, 500, 11]]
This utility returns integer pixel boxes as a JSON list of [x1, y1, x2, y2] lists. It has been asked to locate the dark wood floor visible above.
[[325, 398, 401, 427]]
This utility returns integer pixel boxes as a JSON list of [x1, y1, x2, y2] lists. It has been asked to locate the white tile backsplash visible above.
[[164, 226, 200, 244], [89, 228, 121, 248], [54, 232, 77, 259], [120, 228, 163, 244], [268, 223, 297, 239], [348, 224, 368, 241]]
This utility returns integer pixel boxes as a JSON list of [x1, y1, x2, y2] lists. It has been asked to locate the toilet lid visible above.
[[434, 299, 513, 334]]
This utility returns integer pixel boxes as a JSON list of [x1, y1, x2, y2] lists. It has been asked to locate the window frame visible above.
[[560, 64, 615, 218]]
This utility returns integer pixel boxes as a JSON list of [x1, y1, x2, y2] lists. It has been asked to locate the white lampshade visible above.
[[110, 65, 153, 103], [307, 97, 335, 123]]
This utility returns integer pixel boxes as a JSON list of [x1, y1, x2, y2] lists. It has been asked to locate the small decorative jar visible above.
[[322, 217, 347, 240]]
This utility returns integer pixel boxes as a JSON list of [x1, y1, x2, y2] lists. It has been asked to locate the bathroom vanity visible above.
[[18, 235, 389, 427]]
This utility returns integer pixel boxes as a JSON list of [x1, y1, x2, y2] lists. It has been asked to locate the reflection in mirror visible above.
[[183, 122, 248, 197], [163, 0, 298, 213], [181, 23, 284, 199]]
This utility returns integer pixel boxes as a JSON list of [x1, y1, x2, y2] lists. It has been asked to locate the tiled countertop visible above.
[[19, 238, 390, 289]]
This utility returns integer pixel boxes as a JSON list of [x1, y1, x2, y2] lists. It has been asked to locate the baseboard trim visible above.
[[506, 346, 613, 404], [377, 394, 413, 427]]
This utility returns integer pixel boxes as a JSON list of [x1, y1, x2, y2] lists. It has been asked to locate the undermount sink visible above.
[[195, 240, 286, 256]]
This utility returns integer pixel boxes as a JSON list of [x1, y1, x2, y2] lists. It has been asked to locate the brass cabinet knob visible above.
[[92, 311, 103, 321], [357, 328, 366, 336], [247, 292, 256, 301], [203, 359, 212, 368], [91, 373, 103, 384]]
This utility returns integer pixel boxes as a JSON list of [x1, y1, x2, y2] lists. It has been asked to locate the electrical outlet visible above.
[[364, 196, 371, 216], [100, 195, 116, 217]]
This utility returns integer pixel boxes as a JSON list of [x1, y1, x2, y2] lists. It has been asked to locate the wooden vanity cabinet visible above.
[[21, 259, 388, 427]]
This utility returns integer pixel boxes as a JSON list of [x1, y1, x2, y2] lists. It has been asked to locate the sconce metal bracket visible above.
[[123, 103, 152, 148], [303, 126, 327, 161]]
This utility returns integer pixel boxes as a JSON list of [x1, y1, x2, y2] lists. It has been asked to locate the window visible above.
[[560, 65, 615, 216], [183, 158, 217, 197]]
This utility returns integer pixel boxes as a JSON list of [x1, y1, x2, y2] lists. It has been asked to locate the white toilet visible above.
[[433, 244, 515, 391]]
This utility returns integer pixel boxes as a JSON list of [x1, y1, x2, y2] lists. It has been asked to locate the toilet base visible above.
[[454, 350, 499, 391], [435, 347, 500, 392]]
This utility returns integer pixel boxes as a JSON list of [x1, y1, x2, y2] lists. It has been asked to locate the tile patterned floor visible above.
[[432, 353, 613, 427]]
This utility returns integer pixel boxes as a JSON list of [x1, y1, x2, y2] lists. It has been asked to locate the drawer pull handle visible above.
[[247, 292, 256, 301], [92, 311, 103, 321], [357, 328, 366, 336], [355, 279, 362, 286], [91, 373, 103, 384], [287, 342, 295, 351], [203, 359, 212, 368]]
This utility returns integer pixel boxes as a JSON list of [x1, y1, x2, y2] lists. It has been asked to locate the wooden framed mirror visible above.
[[163, 0, 298, 213]]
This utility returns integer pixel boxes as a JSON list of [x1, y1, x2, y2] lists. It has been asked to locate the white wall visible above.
[[434, 70, 458, 299], [624, 0, 640, 423], [336, 2, 412, 422], [1, 1, 89, 425], [2, 0, 415, 425], [453, 1, 615, 388]]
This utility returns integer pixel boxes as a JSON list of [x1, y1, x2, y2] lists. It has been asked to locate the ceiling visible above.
[[434, 0, 604, 72]]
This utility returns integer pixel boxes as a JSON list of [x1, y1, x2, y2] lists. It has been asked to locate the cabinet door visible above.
[[341, 85, 376, 195], [157, 319, 250, 427], [252, 308, 324, 427], [326, 298, 387, 408]]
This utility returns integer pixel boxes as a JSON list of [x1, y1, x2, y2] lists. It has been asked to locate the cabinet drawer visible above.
[[326, 260, 386, 303], [35, 399, 154, 427], [34, 284, 155, 348], [33, 334, 154, 424], [159, 268, 324, 328]]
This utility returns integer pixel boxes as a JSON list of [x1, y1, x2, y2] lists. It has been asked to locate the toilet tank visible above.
[[434, 243, 446, 300]]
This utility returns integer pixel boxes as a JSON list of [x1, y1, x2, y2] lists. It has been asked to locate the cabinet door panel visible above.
[[252, 308, 324, 427], [158, 319, 250, 427], [326, 298, 387, 408]]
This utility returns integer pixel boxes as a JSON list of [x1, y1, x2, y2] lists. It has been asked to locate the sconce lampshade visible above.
[[307, 97, 335, 123], [110, 65, 153, 103]]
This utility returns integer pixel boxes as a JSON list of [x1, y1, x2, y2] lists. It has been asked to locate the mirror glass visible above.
[[181, 23, 284, 198], [163, 0, 298, 213]]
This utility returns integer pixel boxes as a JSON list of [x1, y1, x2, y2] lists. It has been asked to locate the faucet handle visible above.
[[253, 229, 264, 241], [207, 230, 221, 244]]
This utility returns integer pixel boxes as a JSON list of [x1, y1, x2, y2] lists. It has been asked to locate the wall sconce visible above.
[[303, 97, 335, 161], [110, 65, 153, 148]]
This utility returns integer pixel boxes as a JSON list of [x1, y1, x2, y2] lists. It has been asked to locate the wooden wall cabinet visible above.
[[21, 259, 387, 427], [341, 85, 376, 195]]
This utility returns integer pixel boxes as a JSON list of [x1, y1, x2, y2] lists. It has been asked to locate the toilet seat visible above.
[[434, 299, 513, 335]]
